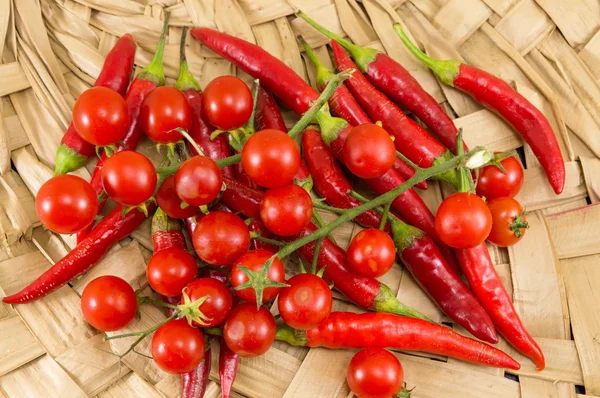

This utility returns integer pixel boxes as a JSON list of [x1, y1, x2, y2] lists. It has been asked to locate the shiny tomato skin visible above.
[[151, 319, 205, 374], [202, 76, 253, 130], [156, 175, 198, 219], [139, 86, 192, 143], [476, 155, 524, 199], [435, 192, 492, 249], [223, 303, 276, 357], [181, 278, 233, 327], [260, 184, 313, 236], [101, 150, 157, 206], [342, 124, 396, 179], [72, 86, 129, 146], [241, 129, 300, 188], [231, 249, 285, 303], [277, 274, 332, 330], [346, 229, 396, 278], [36, 175, 98, 234], [81, 275, 137, 331], [192, 211, 250, 266], [487, 197, 528, 247], [146, 248, 198, 297], [347, 348, 404, 398], [175, 156, 223, 207]]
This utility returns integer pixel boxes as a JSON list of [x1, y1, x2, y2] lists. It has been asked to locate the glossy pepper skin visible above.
[[219, 339, 239, 398], [456, 243, 545, 370], [151, 208, 186, 253], [276, 312, 520, 370]]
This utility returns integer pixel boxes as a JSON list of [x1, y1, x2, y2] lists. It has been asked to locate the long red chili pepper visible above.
[[275, 312, 520, 370], [54, 34, 137, 176], [152, 208, 186, 252], [456, 243, 545, 370], [395, 25, 565, 194], [219, 338, 239, 398]]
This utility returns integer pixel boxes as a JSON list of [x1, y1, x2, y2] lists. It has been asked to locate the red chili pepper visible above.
[[395, 26, 565, 194], [182, 345, 211, 398], [275, 312, 519, 370], [219, 338, 239, 398], [456, 243, 545, 370], [152, 208, 186, 253], [248, 219, 279, 252], [54, 34, 137, 176], [3, 203, 156, 304]]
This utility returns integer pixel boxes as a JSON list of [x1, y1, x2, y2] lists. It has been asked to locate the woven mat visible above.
[[1, 0, 600, 397]]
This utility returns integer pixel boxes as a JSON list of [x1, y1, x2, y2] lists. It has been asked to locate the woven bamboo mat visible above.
[[0, 0, 599, 397]]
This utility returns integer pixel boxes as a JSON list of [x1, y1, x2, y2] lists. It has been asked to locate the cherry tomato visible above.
[[487, 197, 528, 247], [101, 151, 157, 206], [139, 86, 192, 143], [347, 348, 404, 398], [151, 318, 205, 374], [223, 303, 275, 357], [260, 184, 313, 236], [347, 229, 396, 278], [146, 248, 198, 297], [476, 155, 524, 199], [202, 76, 252, 130], [435, 192, 492, 249], [81, 275, 136, 331], [181, 278, 233, 327], [241, 129, 300, 188], [72, 86, 129, 146], [342, 124, 396, 179], [277, 273, 332, 330], [193, 211, 250, 266], [175, 156, 223, 207], [156, 175, 198, 219], [36, 175, 98, 234], [231, 249, 285, 303]]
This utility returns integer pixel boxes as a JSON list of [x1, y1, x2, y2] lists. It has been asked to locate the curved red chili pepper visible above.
[[248, 220, 279, 252], [182, 345, 211, 398], [151, 208, 186, 253], [219, 338, 239, 398]]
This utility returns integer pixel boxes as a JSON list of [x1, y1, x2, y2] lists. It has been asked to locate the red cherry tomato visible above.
[[223, 303, 276, 357], [347, 229, 396, 278], [151, 319, 205, 374], [181, 278, 233, 327], [192, 211, 250, 266], [81, 275, 136, 331], [156, 175, 198, 219], [139, 86, 192, 143], [347, 348, 404, 398], [202, 76, 253, 130], [72, 86, 129, 146], [435, 192, 492, 249], [175, 156, 223, 207], [342, 124, 396, 179], [260, 184, 313, 236], [476, 155, 524, 199], [487, 197, 528, 247], [36, 175, 98, 234], [146, 248, 198, 297], [231, 249, 285, 303], [277, 273, 332, 330], [101, 151, 157, 206], [241, 129, 300, 188]]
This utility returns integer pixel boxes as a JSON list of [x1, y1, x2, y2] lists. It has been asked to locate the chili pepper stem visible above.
[[138, 12, 170, 85], [249, 233, 286, 247], [275, 324, 309, 346], [54, 145, 88, 176], [299, 36, 335, 89], [175, 27, 201, 92], [176, 128, 205, 157]]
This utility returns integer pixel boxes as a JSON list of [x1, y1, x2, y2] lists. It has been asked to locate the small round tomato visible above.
[[231, 250, 285, 303], [487, 197, 529, 247], [347, 348, 404, 398], [151, 318, 205, 374], [81, 275, 136, 331], [476, 155, 524, 199], [146, 248, 197, 297], [36, 175, 98, 234], [156, 175, 198, 219], [241, 129, 300, 188], [435, 192, 492, 249], [181, 278, 233, 327], [223, 303, 275, 357], [202, 76, 253, 130], [342, 123, 396, 179], [277, 273, 332, 330], [193, 211, 250, 266], [347, 229, 396, 278], [101, 151, 157, 206], [139, 86, 192, 143], [175, 156, 223, 207], [260, 184, 313, 236], [72, 86, 129, 146]]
